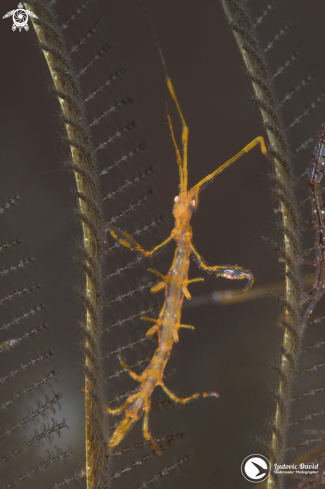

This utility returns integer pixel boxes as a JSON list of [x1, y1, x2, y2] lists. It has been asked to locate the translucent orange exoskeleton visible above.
[[104, 75, 268, 452]]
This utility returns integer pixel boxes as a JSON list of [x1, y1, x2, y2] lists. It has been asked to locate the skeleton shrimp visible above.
[[104, 75, 268, 452], [303, 123, 325, 324]]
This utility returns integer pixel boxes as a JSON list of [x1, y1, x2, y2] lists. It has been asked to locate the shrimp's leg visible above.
[[143, 397, 162, 454], [118, 355, 143, 383], [148, 272, 204, 299], [173, 324, 195, 341], [103, 224, 172, 257], [147, 268, 166, 280], [186, 277, 205, 284], [107, 403, 128, 415], [146, 325, 160, 337], [141, 316, 159, 323], [148, 268, 167, 293], [172, 324, 195, 343], [172, 329, 179, 342], [182, 277, 204, 299], [179, 324, 195, 330], [182, 285, 191, 299], [190, 243, 254, 294], [190, 136, 269, 194], [150, 281, 166, 293], [107, 394, 137, 415], [141, 317, 161, 336], [160, 382, 218, 404]]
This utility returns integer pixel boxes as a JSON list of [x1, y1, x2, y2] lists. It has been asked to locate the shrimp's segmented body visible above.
[[108, 246, 198, 451], [303, 123, 325, 322], [105, 75, 269, 451]]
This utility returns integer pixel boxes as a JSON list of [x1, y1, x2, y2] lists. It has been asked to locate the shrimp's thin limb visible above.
[[182, 285, 191, 299], [149, 272, 204, 297], [143, 397, 162, 454], [150, 281, 166, 293], [190, 136, 269, 195], [141, 316, 159, 323], [107, 402, 129, 416], [159, 382, 219, 404], [166, 77, 189, 192], [107, 392, 140, 415], [118, 355, 143, 383], [171, 323, 195, 343], [189, 243, 254, 294], [146, 324, 160, 337], [104, 224, 172, 256], [147, 268, 166, 280], [186, 277, 204, 284], [141, 317, 161, 336], [148, 268, 167, 293], [149, 269, 203, 285], [179, 324, 195, 330], [182, 277, 204, 299]]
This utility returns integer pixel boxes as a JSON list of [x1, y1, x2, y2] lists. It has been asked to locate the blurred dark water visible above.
[[1, 1, 325, 487]]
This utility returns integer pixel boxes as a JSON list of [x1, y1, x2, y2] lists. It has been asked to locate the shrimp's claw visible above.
[[202, 391, 219, 399], [189, 244, 254, 294], [214, 266, 254, 295], [103, 224, 144, 252], [233, 270, 254, 296]]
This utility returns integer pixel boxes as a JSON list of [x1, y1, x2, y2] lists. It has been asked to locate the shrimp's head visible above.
[[173, 191, 197, 224], [172, 191, 198, 242]]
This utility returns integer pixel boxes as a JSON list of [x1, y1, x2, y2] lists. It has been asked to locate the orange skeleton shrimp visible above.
[[104, 76, 268, 452]]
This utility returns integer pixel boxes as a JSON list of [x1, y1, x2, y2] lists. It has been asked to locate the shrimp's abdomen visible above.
[[109, 395, 145, 448]]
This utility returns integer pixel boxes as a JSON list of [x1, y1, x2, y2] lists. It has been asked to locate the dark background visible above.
[[1, 1, 325, 487]]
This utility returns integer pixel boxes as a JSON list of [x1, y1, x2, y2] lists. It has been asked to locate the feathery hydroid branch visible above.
[[221, 1, 303, 487], [25, 2, 110, 488]]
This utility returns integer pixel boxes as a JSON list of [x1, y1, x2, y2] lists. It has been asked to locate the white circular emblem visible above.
[[13, 8, 29, 31], [241, 454, 270, 483], [3, 3, 38, 33]]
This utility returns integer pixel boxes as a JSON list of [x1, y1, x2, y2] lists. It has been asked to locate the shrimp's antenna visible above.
[[139, 0, 188, 192], [139, 0, 168, 77]]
